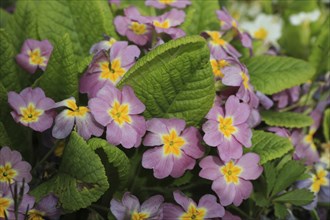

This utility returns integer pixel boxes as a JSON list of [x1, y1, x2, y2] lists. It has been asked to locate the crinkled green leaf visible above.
[[37, 0, 117, 56], [171, 171, 194, 187], [88, 138, 131, 191], [0, 121, 11, 146], [273, 189, 314, 206], [274, 203, 288, 219], [181, 0, 219, 35], [261, 110, 313, 128], [271, 160, 306, 197], [323, 109, 330, 142], [30, 132, 109, 212], [33, 34, 79, 101], [247, 130, 293, 165], [119, 36, 215, 126], [0, 9, 11, 28], [263, 162, 277, 197], [246, 56, 316, 95]]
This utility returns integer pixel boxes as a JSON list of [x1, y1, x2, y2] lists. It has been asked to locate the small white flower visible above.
[[289, 9, 321, 26], [240, 14, 283, 47]]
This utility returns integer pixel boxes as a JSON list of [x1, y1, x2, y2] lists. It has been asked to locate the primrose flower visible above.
[[52, 97, 103, 140], [163, 190, 225, 219], [110, 192, 164, 220], [151, 9, 186, 39], [16, 39, 53, 74], [240, 14, 282, 47], [114, 7, 152, 46], [199, 153, 263, 206], [223, 211, 242, 220], [8, 87, 55, 132], [0, 183, 35, 220], [203, 95, 252, 161], [89, 85, 146, 148], [210, 51, 234, 79], [217, 7, 239, 31], [203, 31, 241, 58], [296, 163, 330, 210], [290, 9, 321, 26], [89, 36, 117, 54], [27, 194, 61, 220], [80, 41, 140, 98], [0, 147, 32, 185], [142, 118, 204, 179], [272, 86, 300, 109], [145, 0, 191, 9]]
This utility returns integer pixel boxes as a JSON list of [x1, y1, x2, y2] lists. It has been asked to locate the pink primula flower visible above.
[[80, 41, 140, 98], [162, 190, 225, 219], [16, 39, 53, 74], [8, 87, 55, 132], [145, 0, 191, 9], [203, 95, 252, 161], [142, 118, 204, 179], [52, 97, 103, 140], [89, 85, 146, 148], [199, 153, 263, 206]]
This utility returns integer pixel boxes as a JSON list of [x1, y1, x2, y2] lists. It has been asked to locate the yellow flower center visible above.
[[107, 38, 117, 47], [162, 130, 185, 157], [210, 59, 229, 78], [66, 100, 89, 117], [231, 20, 238, 28], [240, 72, 250, 90], [254, 27, 268, 40], [109, 101, 131, 126], [207, 31, 227, 46], [28, 209, 46, 220], [180, 204, 207, 220], [131, 211, 149, 220], [129, 22, 147, 35], [310, 168, 329, 193], [20, 103, 43, 123], [220, 160, 242, 185], [0, 197, 12, 218], [28, 48, 46, 66], [99, 60, 126, 84], [0, 163, 17, 184], [54, 140, 65, 157], [304, 130, 317, 151], [159, 0, 176, 4], [153, 19, 170, 29], [218, 116, 237, 138]]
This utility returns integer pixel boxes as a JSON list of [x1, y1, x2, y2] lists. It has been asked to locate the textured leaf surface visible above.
[[263, 162, 277, 197], [323, 109, 330, 142], [273, 189, 314, 206], [247, 130, 293, 164], [274, 203, 288, 219], [271, 160, 306, 197], [31, 132, 109, 211], [119, 36, 215, 126], [181, 0, 219, 35], [0, 9, 11, 28], [33, 34, 79, 101], [0, 121, 11, 146], [261, 110, 313, 128], [246, 56, 316, 95], [37, 0, 117, 56]]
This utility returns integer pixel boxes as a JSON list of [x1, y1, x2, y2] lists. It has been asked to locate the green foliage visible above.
[[0, 121, 11, 146], [263, 162, 277, 197], [273, 189, 315, 206], [323, 109, 330, 142], [181, 0, 219, 35], [0, 9, 11, 28], [245, 56, 316, 95], [261, 110, 313, 128], [271, 160, 306, 197], [33, 34, 79, 101], [119, 36, 215, 127], [274, 203, 288, 219], [247, 130, 293, 164], [36, 0, 117, 56], [30, 132, 109, 212]]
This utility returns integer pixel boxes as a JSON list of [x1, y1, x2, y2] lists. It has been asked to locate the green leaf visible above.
[[246, 56, 316, 95], [261, 110, 313, 128], [274, 203, 288, 219], [171, 171, 194, 187], [323, 109, 330, 142], [246, 130, 293, 165], [0, 9, 11, 28], [309, 18, 330, 75], [253, 192, 270, 208], [271, 160, 306, 197], [118, 36, 215, 126], [0, 121, 11, 146], [181, 0, 219, 35], [33, 34, 79, 101], [263, 162, 277, 197], [88, 138, 131, 191], [273, 189, 314, 206], [37, 0, 117, 56], [30, 132, 109, 211]]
